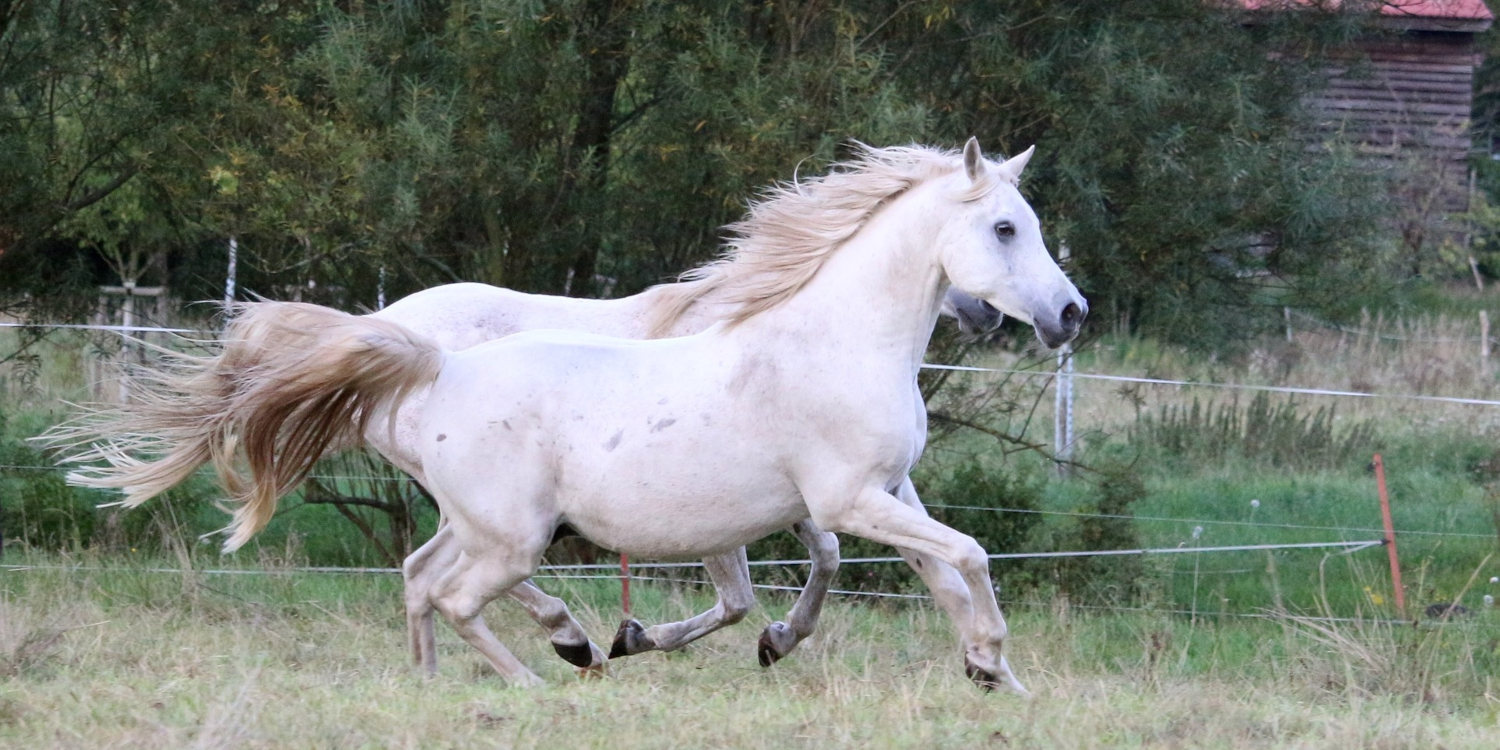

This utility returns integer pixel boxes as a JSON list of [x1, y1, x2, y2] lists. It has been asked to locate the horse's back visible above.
[[374, 282, 649, 350]]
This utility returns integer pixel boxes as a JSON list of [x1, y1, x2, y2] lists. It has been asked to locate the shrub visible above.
[[1048, 468, 1150, 606], [0, 410, 202, 555]]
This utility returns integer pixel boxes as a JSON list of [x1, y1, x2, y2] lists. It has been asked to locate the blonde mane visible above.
[[647, 143, 999, 336]]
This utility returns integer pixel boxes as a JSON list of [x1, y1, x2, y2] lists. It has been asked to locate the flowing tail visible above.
[[42, 301, 444, 552]]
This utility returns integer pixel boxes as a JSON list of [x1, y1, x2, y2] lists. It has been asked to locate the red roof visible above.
[[1241, 1, 1492, 21]]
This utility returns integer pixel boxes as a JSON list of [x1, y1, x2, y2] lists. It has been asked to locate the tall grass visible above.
[[1132, 392, 1377, 470], [2, 558, 1498, 748]]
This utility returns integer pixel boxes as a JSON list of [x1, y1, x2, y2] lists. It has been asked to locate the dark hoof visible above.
[[964, 657, 999, 692], [552, 640, 595, 669], [757, 631, 779, 668], [609, 619, 653, 659]]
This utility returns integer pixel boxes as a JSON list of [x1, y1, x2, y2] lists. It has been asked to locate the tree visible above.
[[1, 0, 1398, 352]]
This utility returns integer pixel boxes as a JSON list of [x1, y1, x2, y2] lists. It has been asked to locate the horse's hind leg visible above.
[[506, 580, 608, 677], [757, 519, 839, 667], [610, 548, 755, 658], [430, 548, 545, 687], [403, 523, 458, 675]]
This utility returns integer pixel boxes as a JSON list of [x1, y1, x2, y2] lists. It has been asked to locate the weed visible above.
[[1132, 392, 1377, 471]]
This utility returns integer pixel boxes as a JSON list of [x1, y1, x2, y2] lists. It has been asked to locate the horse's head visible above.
[[935, 138, 1086, 349], [939, 288, 1003, 337]]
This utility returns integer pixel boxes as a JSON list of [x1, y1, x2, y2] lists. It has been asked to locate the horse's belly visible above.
[[423, 334, 811, 559], [556, 448, 804, 559]]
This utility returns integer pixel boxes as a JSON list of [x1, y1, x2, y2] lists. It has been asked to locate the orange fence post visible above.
[[619, 554, 631, 615], [1373, 454, 1406, 618]]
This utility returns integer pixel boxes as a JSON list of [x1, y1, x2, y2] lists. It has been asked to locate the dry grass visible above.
[[2, 560, 1498, 749], [941, 310, 1500, 461]]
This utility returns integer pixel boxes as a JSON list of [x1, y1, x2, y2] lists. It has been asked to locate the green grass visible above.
[[3, 557, 1499, 748], [8, 302, 1500, 745]]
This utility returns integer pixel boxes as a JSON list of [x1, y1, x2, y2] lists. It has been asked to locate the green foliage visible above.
[[0, 0, 1399, 351], [0, 409, 208, 555], [896, 1, 1390, 349], [0, 412, 94, 551], [1049, 469, 1149, 605], [1132, 393, 1378, 471]]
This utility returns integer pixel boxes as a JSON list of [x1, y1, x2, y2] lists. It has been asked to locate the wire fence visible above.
[[10, 318, 1500, 407], [3, 318, 1496, 622], [1, 459, 1491, 542], [0, 536, 1396, 623]]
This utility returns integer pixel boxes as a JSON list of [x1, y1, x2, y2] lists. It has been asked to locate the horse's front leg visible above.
[[610, 548, 755, 658], [756, 519, 839, 667], [888, 477, 999, 675], [810, 483, 1027, 695]]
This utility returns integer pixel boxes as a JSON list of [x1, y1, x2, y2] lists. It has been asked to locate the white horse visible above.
[[57, 139, 1083, 691], [369, 281, 999, 673], [48, 277, 997, 677]]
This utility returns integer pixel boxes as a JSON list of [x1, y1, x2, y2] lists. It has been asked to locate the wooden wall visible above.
[[1305, 30, 1481, 214]]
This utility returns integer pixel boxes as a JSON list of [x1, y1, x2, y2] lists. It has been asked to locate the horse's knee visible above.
[[953, 535, 988, 575], [404, 587, 432, 617]]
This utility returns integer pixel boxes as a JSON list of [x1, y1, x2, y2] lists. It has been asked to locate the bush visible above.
[[0, 411, 94, 553], [0, 410, 203, 555], [1047, 469, 1150, 606]]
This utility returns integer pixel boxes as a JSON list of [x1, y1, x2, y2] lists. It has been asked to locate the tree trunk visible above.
[[565, 0, 629, 297]]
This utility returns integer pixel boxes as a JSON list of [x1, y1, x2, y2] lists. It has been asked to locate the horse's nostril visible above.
[[1061, 302, 1083, 329]]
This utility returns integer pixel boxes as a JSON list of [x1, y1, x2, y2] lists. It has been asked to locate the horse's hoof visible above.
[[609, 619, 653, 659], [552, 640, 596, 669], [757, 631, 779, 668], [964, 657, 1000, 692], [964, 655, 1030, 695], [509, 671, 546, 689], [757, 621, 794, 668]]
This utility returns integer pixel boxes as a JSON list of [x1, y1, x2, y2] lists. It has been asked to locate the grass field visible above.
[[3, 557, 1500, 749], [6, 290, 1500, 747]]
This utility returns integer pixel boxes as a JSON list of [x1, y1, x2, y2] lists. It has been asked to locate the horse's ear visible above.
[[963, 137, 985, 182], [997, 145, 1035, 184]]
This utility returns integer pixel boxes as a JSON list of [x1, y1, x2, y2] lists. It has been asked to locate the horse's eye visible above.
[[993, 221, 1015, 239]]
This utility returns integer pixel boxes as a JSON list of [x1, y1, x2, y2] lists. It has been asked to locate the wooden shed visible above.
[[1245, 1, 1492, 252], [1320, 2, 1491, 216]]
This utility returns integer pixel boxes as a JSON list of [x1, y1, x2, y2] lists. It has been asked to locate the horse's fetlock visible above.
[[720, 599, 751, 624]]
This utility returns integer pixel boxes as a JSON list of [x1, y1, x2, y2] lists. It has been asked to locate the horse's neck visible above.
[[746, 191, 948, 371]]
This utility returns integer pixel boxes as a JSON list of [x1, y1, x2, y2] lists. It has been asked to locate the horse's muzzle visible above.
[[1037, 300, 1086, 349]]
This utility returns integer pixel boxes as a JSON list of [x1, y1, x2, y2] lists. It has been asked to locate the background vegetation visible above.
[[2, 0, 1391, 346], [6, 1, 1500, 743]]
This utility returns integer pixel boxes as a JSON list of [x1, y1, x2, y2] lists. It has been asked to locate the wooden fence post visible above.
[[1481, 310, 1491, 377], [1373, 454, 1406, 618]]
